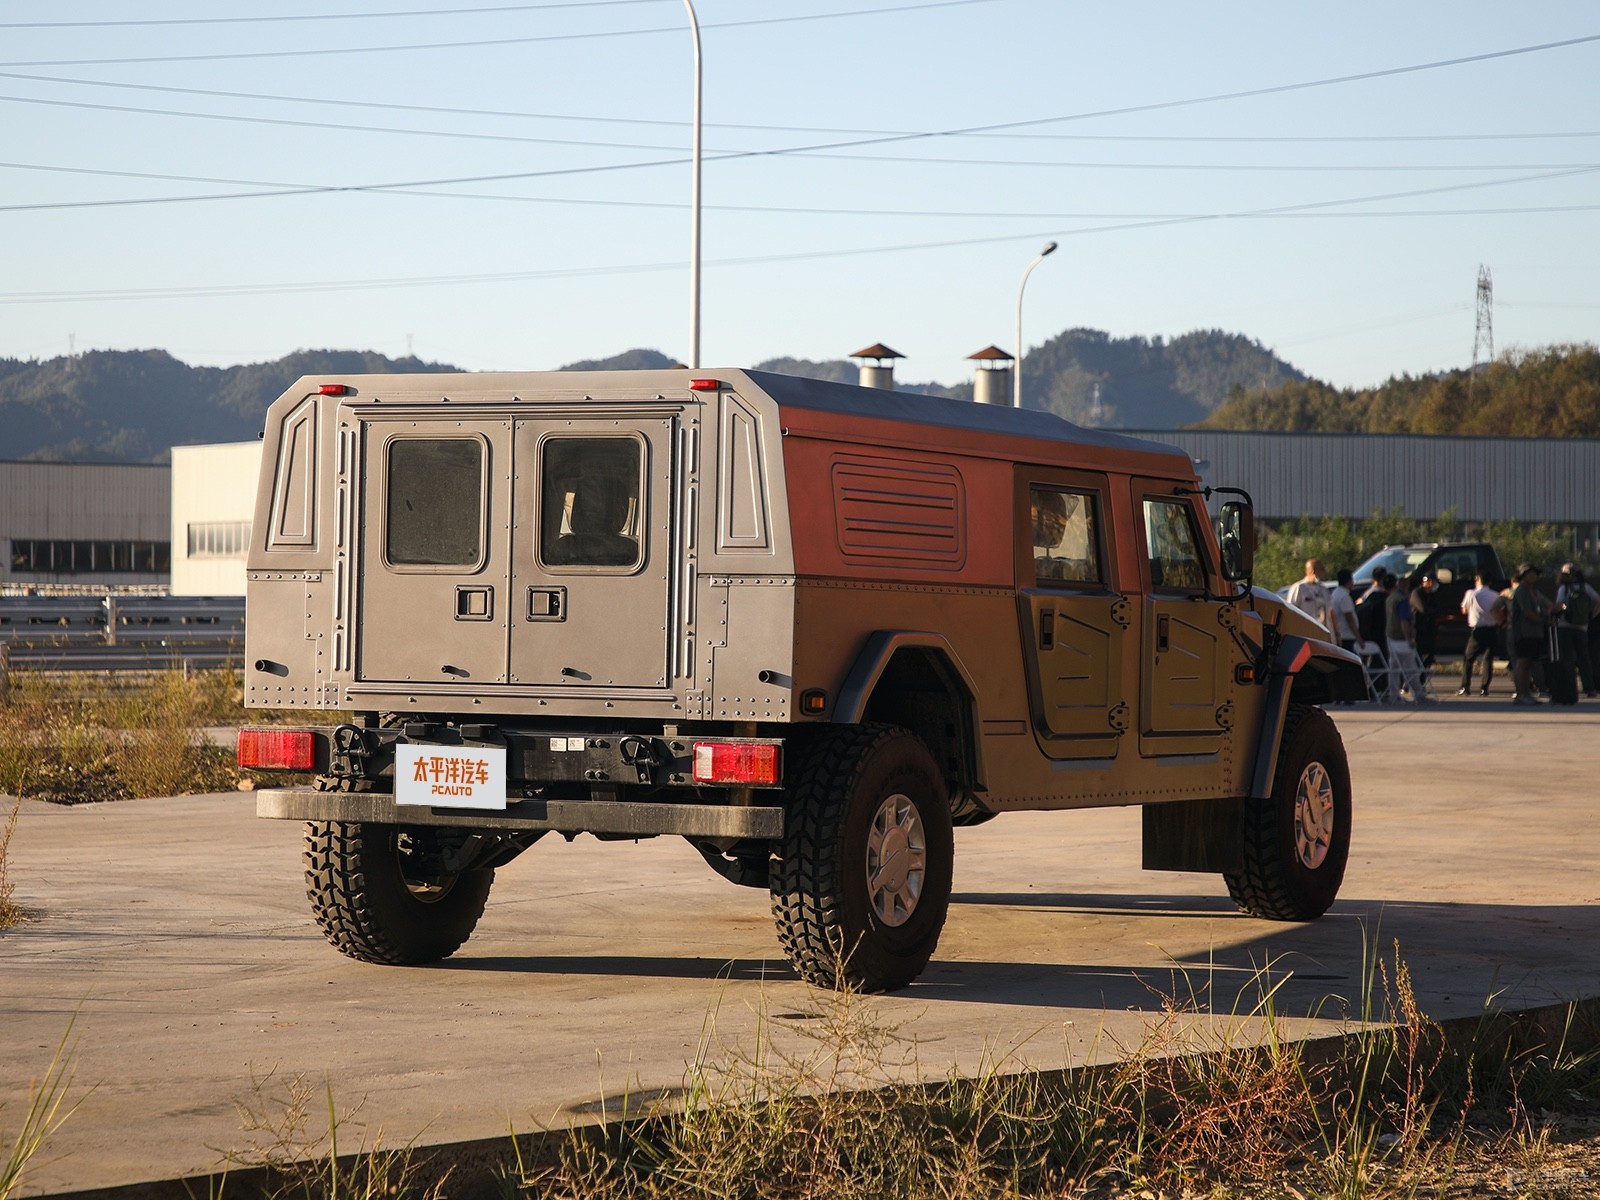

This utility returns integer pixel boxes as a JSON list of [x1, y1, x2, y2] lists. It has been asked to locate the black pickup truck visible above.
[[1350, 542, 1506, 657]]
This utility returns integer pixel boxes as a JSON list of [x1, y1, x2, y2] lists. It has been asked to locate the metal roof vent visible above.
[[849, 343, 904, 391], [967, 345, 1014, 406]]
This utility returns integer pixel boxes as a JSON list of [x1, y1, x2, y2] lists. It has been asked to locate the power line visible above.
[[6, 168, 1597, 302], [0, 1, 994, 67], [0, 1, 667, 29], [7, 68, 1600, 146], [7, 157, 1598, 221]]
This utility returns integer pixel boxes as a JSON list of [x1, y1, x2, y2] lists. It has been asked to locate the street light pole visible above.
[[1013, 240, 1057, 408], [683, 0, 703, 369]]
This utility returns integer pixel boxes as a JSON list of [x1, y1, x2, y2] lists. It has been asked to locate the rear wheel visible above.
[[1225, 705, 1350, 921], [303, 822, 493, 964], [770, 725, 953, 992]]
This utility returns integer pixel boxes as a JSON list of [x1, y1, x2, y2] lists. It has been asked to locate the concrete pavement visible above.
[[4, 696, 1599, 1196]]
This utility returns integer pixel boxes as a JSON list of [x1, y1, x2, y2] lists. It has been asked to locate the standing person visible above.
[[1510, 563, 1554, 705], [1329, 567, 1362, 653], [1384, 571, 1430, 703], [1285, 558, 1333, 632], [1408, 573, 1439, 666], [1357, 574, 1394, 700], [1555, 563, 1599, 698], [1458, 571, 1505, 696]]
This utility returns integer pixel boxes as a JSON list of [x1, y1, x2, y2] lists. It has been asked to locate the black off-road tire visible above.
[[770, 725, 954, 993], [303, 821, 493, 964], [1225, 705, 1351, 921]]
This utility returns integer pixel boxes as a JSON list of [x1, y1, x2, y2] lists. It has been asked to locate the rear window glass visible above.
[[540, 438, 644, 570], [385, 438, 484, 567]]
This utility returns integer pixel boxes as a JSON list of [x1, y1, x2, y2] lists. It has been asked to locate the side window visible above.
[[1030, 486, 1100, 585], [1142, 498, 1205, 592], [539, 437, 644, 570], [386, 438, 484, 567]]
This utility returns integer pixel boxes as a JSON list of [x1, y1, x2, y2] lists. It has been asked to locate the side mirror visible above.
[[1219, 500, 1255, 583]]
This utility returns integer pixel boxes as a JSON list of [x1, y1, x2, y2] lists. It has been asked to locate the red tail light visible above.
[[237, 728, 316, 771], [692, 742, 780, 785]]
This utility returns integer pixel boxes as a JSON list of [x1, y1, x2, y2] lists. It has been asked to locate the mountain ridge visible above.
[[0, 330, 1301, 462]]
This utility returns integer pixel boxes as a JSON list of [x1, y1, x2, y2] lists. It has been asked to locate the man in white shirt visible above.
[[1329, 567, 1361, 652], [1285, 558, 1332, 633], [1458, 570, 1504, 696]]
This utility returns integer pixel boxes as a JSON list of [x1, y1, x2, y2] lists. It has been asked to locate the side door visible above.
[[1016, 469, 1132, 760], [1134, 482, 1230, 761], [508, 418, 675, 689], [356, 420, 511, 685]]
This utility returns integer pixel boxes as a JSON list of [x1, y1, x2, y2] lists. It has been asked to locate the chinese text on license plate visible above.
[[395, 744, 507, 810]]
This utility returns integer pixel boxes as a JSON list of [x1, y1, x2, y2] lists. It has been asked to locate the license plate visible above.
[[394, 744, 507, 810]]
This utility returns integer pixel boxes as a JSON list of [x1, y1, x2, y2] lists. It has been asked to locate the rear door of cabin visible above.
[[356, 418, 512, 685], [507, 415, 676, 689]]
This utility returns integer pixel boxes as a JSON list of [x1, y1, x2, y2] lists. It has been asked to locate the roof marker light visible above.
[[318, 383, 349, 396], [688, 378, 721, 391]]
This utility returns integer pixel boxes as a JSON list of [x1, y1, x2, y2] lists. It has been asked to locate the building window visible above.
[[8, 538, 170, 574], [187, 521, 252, 558]]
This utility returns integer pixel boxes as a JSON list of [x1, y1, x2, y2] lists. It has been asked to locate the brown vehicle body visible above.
[[242, 368, 1364, 990]]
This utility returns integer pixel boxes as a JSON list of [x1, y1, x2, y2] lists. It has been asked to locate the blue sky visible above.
[[1, 0, 1596, 391]]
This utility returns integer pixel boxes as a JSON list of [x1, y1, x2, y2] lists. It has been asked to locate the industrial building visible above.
[[0, 460, 170, 590], [1144, 429, 1600, 534], [169, 442, 261, 597]]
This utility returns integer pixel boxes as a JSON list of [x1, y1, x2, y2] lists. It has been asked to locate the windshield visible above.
[[1352, 546, 1431, 582]]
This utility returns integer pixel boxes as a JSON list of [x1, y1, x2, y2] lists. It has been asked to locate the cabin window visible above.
[[538, 437, 644, 571], [385, 438, 485, 567], [1142, 498, 1205, 592], [1030, 487, 1100, 585]]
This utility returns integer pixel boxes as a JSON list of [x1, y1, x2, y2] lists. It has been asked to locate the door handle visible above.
[[527, 586, 567, 622], [1040, 608, 1055, 650], [1157, 613, 1170, 653]]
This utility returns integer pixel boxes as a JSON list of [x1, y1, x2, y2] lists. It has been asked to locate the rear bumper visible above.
[[257, 788, 783, 840]]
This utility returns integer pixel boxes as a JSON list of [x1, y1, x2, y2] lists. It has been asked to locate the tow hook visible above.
[[618, 736, 659, 784]]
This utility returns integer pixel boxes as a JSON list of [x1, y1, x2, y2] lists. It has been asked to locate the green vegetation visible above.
[[0, 670, 251, 804], [1252, 508, 1574, 593], [1201, 343, 1600, 437]]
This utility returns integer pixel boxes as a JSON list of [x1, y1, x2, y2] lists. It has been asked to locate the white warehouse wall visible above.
[[170, 442, 262, 596]]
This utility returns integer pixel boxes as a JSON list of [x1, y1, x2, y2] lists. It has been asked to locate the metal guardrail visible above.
[[0, 594, 244, 673]]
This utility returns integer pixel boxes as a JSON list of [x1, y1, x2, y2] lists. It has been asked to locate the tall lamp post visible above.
[[683, 0, 703, 369], [1013, 240, 1057, 408]]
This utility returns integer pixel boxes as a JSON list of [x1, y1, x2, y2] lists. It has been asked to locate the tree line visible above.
[[1200, 344, 1600, 438]]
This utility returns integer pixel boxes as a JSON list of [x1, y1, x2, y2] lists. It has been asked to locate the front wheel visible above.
[[303, 822, 494, 964], [1225, 705, 1351, 921], [770, 725, 954, 993]]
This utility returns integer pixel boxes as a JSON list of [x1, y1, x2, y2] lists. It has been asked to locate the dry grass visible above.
[[0, 799, 19, 930], [208, 1069, 447, 1200], [500, 947, 1600, 1200], [0, 669, 340, 805]]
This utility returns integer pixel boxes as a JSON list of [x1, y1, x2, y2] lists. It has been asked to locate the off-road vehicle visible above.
[[238, 368, 1365, 991]]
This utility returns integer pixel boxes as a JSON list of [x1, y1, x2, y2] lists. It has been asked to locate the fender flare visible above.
[[835, 630, 981, 724], [834, 630, 984, 790], [1248, 635, 1365, 799]]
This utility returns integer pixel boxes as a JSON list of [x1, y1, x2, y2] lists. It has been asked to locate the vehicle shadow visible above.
[[442, 891, 1600, 1023]]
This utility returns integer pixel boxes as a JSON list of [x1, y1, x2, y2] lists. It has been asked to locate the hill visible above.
[[1198, 343, 1600, 437], [1023, 328, 1303, 427], [0, 329, 1303, 462]]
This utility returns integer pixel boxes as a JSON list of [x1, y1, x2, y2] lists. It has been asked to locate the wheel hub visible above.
[[1293, 761, 1335, 870], [867, 792, 927, 927]]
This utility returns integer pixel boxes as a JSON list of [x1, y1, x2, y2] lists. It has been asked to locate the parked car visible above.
[[1348, 543, 1506, 657]]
